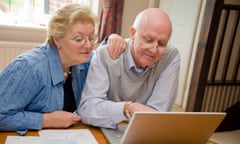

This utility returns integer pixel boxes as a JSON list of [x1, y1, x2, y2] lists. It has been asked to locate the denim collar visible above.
[[47, 44, 92, 85], [47, 44, 64, 85]]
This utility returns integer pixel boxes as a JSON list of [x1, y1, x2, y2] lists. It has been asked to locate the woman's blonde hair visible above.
[[46, 4, 97, 47]]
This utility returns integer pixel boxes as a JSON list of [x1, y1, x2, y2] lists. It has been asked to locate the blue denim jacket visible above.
[[0, 44, 91, 134]]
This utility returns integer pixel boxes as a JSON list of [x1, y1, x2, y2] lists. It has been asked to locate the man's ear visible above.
[[129, 27, 136, 40]]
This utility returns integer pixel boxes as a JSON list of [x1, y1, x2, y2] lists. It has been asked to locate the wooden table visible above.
[[0, 122, 108, 144]]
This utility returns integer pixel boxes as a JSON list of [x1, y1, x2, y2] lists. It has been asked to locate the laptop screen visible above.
[[102, 112, 226, 144]]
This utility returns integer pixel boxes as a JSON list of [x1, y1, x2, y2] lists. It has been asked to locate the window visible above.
[[0, 0, 99, 28]]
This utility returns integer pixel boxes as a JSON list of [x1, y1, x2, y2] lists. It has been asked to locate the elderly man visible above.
[[78, 8, 180, 129]]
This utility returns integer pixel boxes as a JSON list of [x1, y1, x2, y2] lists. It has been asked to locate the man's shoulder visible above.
[[167, 44, 179, 54], [96, 43, 108, 52], [164, 44, 180, 60]]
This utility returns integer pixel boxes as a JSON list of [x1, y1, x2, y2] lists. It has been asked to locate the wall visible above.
[[0, 25, 46, 43], [0, 25, 46, 70], [158, 0, 205, 109], [121, 0, 151, 37]]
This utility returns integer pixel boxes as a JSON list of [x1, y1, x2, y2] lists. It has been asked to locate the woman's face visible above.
[[55, 21, 95, 66]]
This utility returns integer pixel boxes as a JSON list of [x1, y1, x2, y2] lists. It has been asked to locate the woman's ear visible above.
[[53, 36, 61, 49]]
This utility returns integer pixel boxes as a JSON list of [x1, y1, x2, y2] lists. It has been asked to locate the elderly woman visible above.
[[0, 3, 124, 135]]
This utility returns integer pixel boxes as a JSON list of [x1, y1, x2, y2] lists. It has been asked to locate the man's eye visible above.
[[158, 42, 164, 47], [158, 41, 167, 47], [143, 37, 152, 43]]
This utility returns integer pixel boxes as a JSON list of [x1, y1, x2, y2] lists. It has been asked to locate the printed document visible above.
[[5, 129, 98, 144]]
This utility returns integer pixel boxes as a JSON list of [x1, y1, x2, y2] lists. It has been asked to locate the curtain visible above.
[[97, 0, 124, 43]]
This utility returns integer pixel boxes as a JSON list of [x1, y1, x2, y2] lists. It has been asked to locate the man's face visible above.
[[130, 27, 169, 69]]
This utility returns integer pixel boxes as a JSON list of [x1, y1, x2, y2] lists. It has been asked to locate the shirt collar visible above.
[[47, 44, 92, 85], [47, 44, 64, 85]]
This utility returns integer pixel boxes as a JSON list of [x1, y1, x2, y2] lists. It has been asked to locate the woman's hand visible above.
[[42, 111, 81, 128], [107, 34, 126, 59]]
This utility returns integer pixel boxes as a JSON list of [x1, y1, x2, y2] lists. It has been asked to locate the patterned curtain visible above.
[[97, 0, 124, 43]]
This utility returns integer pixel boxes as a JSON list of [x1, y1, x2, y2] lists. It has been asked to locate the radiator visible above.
[[0, 41, 39, 70], [202, 85, 240, 112]]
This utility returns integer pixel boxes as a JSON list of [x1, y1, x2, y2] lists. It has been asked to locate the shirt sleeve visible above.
[[78, 49, 127, 129], [146, 51, 181, 111], [0, 59, 43, 133]]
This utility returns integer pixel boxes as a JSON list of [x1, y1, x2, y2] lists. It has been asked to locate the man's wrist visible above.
[[124, 101, 133, 119]]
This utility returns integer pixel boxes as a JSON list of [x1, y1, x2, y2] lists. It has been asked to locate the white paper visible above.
[[5, 129, 98, 144], [39, 129, 98, 144], [5, 136, 43, 144], [5, 136, 78, 144]]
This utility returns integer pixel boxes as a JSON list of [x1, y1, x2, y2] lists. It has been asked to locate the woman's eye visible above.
[[75, 38, 84, 42], [74, 36, 85, 42], [89, 37, 95, 41]]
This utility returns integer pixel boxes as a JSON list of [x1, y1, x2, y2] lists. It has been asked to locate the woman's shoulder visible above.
[[17, 44, 48, 60], [12, 44, 49, 71]]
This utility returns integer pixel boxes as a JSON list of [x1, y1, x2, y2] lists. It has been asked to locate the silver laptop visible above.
[[101, 112, 226, 144]]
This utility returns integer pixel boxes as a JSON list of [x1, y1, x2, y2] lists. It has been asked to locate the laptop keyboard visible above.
[[101, 124, 128, 144]]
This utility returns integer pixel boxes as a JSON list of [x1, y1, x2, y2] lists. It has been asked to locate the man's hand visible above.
[[128, 102, 157, 116], [107, 34, 126, 59], [42, 111, 81, 128]]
